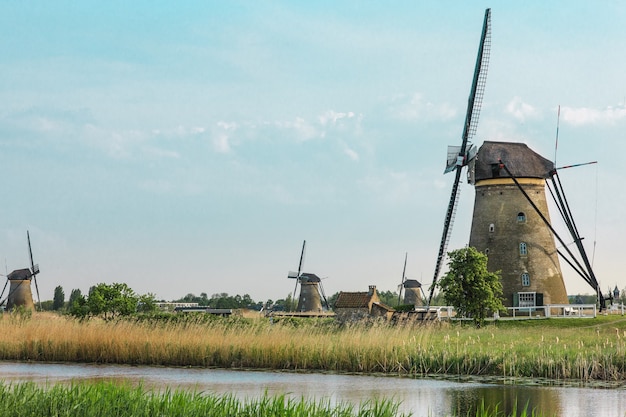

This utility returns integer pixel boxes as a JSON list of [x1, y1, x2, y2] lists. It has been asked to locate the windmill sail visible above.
[[428, 8, 491, 306]]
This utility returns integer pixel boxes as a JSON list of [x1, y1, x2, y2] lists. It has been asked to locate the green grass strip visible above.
[[0, 381, 409, 417]]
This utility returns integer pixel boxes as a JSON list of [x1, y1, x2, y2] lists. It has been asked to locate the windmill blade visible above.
[[397, 252, 408, 305], [0, 278, 9, 305], [27, 231, 42, 310], [297, 240, 306, 277], [318, 279, 330, 310], [292, 240, 307, 301], [429, 8, 491, 306]]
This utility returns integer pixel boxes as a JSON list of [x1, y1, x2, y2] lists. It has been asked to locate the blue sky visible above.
[[1, 1, 625, 303]]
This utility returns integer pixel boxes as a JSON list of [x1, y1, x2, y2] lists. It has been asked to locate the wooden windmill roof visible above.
[[8, 268, 31, 280], [473, 141, 554, 181], [300, 273, 321, 282], [403, 279, 421, 288]]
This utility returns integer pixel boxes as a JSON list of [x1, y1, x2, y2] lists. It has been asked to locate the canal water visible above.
[[0, 361, 624, 416]]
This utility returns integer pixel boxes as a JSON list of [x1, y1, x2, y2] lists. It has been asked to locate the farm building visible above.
[[334, 285, 394, 323]]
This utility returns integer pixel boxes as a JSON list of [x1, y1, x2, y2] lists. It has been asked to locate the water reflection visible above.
[[0, 362, 624, 416]]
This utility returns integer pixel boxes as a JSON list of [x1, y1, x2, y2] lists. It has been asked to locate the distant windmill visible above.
[[287, 240, 329, 312], [397, 253, 424, 307], [0, 231, 41, 311]]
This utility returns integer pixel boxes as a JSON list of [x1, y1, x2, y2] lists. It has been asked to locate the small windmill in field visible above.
[[287, 240, 329, 312], [0, 231, 41, 311]]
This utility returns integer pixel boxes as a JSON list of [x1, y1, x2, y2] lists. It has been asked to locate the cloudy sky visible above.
[[1, 1, 625, 303]]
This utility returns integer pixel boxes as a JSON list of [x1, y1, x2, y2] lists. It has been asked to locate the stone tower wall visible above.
[[403, 288, 423, 306], [297, 282, 323, 312], [469, 178, 568, 307], [6, 279, 35, 311]]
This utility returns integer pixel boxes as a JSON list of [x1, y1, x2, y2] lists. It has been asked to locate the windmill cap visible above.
[[473, 141, 554, 181], [403, 279, 422, 288], [300, 273, 321, 282], [7, 269, 32, 280]]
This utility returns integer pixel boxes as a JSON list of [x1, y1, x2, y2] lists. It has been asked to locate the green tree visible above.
[[88, 283, 139, 320], [68, 289, 82, 306], [437, 247, 504, 327], [52, 286, 65, 311]]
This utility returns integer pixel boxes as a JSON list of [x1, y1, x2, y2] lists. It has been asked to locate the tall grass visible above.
[[0, 381, 409, 417], [1, 312, 625, 381]]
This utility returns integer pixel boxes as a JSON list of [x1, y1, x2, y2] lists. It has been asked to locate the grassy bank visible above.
[[0, 381, 408, 417], [0, 381, 554, 417], [1, 312, 625, 381]]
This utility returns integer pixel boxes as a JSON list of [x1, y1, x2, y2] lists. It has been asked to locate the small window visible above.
[[519, 242, 527, 256], [518, 292, 536, 307], [488, 223, 495, 233], [484, 248, 490, 255], [517, 212, 526, 223], [521, 273, 530, 286]]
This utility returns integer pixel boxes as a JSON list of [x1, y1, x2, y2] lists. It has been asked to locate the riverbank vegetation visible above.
[[1, 312, 625, 382], [0, 381, 408, 417]]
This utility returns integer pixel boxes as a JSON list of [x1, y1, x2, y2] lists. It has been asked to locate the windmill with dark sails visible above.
[[428, 8, 604, 309], [287, 240, 329, 312], [0, 231, 42, 311]]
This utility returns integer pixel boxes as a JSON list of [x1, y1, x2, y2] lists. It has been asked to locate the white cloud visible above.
[[561, 104, 626, 126], [213, 121, 237, 153], [505, 96, 539, 122], [319, 110, 355, 126], [343, 146, 359, 161], [142, 146, 181, 159], [389, 93, 456, 121], [274, 117, 319, 142]]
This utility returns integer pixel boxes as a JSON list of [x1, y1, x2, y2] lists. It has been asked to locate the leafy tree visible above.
[[52, 286, 65, 311], [39, 300, 54, 311], [137, 293, 157, 313], [284, 293, 296, 312], [68, 293, 89, 319], [437, 247, 504, 327], [377, 290, 400, 307], [68, 289, 82, 306], [87, 283, 138, 320]]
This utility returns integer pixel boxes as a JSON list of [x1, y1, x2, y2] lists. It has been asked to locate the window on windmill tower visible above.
[[519, 242, 528, 256], [489, 223, 495, 233], [517, 212, 526, 223], [521, 273, 530, 286]]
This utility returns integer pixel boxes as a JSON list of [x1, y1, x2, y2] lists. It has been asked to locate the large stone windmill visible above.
[[467, 141, 568, 307], [428, 9, 602, 309]]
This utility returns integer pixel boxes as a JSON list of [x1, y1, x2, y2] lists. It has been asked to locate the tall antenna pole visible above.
[[554, 105, 561, 167]]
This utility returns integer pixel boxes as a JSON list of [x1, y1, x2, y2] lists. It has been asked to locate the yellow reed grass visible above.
[[1, 312, 625, 382]]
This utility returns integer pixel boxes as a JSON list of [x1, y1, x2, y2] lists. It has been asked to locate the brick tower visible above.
[[468, 141, 569, 308]]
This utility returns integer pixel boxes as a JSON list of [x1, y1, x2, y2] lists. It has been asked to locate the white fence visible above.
[[418, 304, 602, 320]]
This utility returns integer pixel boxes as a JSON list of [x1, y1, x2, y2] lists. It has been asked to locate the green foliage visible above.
[[173, 292, 260, 310], [52, 286, 65, 311], [68, 289, 83, 308], [39, 300, 54, 311], [377, 290, 401, 307], [437, 247, 505, 327], [67, 283, 155, 321], [0, 382, 409, 417], [137, 293, 157, 313], [87, 283, 138, 320]]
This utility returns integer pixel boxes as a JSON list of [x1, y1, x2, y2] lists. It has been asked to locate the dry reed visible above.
[[1, 312, 625, 382]]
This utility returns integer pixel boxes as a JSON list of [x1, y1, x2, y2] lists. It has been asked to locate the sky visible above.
[[1, 1, 625, 304]]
